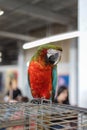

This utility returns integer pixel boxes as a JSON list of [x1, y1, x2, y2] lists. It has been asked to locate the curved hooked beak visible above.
[[47, 49, 62, 65]]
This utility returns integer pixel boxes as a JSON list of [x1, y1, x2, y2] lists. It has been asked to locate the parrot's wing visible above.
[[52, 65, 58, 100]]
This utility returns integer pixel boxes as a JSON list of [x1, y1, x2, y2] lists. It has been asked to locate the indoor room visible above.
[[0, 0, 87, 129]]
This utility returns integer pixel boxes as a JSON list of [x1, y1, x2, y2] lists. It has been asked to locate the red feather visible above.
[[28, 61, 52, 99]]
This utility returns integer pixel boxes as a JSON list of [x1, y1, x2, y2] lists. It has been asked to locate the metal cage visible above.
[[0, 99, 87, 130]]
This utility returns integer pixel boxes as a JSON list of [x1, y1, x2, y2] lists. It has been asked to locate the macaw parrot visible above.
[[28, 44, 62, 99]]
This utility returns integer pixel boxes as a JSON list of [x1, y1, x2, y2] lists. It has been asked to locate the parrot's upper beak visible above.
[[46, 49, 62, 65]]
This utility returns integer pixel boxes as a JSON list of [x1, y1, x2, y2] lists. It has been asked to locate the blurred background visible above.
[[0, 0, 86, 107]]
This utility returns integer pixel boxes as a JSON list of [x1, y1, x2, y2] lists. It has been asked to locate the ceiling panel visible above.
[[0, 0, 77, 65]]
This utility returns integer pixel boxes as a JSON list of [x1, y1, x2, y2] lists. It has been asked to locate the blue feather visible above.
[[52, 66, 57, 99]]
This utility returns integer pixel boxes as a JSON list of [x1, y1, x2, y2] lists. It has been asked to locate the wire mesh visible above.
[[0, 99, 87, 130]]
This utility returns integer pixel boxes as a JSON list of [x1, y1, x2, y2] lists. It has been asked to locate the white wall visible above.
[[69, 39, 78, 105], [0, 65, 18, 72], [58, 63, 69, 75], [78, 0, 87, 107]]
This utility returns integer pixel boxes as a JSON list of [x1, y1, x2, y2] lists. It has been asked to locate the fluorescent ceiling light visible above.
[[0, 10, 4, 16], [23, 31, 79, 49]]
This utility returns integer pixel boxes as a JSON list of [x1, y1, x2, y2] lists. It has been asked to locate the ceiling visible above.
[[0, 0, 77, 65]]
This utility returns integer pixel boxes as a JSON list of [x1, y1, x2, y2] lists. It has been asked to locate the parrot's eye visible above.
[[47, 49, 62, 65]]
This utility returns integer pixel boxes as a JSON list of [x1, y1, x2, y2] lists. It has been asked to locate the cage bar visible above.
[[0, 99, 87, 130]]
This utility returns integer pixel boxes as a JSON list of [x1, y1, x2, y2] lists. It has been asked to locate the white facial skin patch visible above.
[[47, 49, 58, 58]]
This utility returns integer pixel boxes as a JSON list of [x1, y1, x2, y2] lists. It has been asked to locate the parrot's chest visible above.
[[29, 61, 52, 83], [28, 61, 53, 98]]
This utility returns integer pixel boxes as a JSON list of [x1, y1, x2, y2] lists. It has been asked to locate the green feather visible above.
[[37, 44, 62, 52], [31, 44, 62, 61]]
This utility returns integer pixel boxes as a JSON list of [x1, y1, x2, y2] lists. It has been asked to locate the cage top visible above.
[[0, 99, 87, 129]]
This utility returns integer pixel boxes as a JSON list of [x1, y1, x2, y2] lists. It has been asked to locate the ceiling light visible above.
[[0, 10, 4, 16], [23, 31, 79, 49]]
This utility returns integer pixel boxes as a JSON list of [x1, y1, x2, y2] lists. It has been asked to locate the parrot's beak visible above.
[[47, 49, 62, 65]]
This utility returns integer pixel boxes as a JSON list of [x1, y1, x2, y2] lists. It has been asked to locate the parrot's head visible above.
[[37, 44, 62, 66]]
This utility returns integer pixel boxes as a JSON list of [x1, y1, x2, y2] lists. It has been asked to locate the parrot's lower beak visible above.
[[48, 54, 57, 64]]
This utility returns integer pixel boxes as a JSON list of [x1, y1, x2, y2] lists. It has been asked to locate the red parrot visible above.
[[28, 45, 62, 99]]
